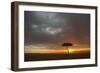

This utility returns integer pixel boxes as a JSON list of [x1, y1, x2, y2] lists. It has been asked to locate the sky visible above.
[[24, 11, 90, 49]]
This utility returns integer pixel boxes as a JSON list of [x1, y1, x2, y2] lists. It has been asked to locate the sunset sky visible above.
[[24, 11, 90, 51]]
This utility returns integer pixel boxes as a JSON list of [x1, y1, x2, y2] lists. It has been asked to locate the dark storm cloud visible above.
[[24, 11, 90, 48]]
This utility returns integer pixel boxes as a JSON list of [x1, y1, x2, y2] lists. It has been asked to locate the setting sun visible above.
[[25, 47, 90, 54]]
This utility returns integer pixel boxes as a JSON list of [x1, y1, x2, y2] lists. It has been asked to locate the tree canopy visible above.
[[62, 43, 73, 47]]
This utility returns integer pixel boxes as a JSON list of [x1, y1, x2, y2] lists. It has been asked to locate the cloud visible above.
[[24, 11, 90, 48], [42, 26, 63, 35]]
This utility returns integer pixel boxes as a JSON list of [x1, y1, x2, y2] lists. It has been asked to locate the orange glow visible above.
[[68, 48, 90, 54], [25, 47, 90, 54], [48, 49, 65, 53]]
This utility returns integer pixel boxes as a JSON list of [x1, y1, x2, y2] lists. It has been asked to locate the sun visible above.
[[64, 49, 69, 54]]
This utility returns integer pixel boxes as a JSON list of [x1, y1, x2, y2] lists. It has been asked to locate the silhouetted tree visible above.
[[62, 43, 73, 55]]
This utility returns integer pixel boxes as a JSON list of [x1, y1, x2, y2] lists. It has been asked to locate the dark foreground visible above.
[[24, 52, 90, 61]]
